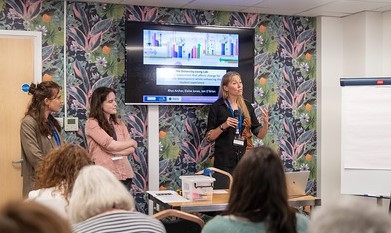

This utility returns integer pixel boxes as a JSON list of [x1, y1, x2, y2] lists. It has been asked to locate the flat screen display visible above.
[[125, 21, 255, 105]]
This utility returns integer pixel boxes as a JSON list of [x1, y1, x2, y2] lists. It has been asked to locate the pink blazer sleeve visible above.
[[85, 119, 114, 152]]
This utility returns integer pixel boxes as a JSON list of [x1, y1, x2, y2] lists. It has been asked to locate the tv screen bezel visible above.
[[125, 21, 255, 105]]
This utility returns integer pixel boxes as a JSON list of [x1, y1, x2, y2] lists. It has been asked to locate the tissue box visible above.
[[179, 175, 215, 201]]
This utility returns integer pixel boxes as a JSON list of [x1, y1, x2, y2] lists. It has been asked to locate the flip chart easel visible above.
[[340, 77, 391, 198]]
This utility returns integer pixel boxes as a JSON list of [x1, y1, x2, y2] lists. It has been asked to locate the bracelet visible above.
[[219, 124, 227, 131]]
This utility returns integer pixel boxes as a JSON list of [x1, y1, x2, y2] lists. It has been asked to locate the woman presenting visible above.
[[206, 71, 268, 174], [85, 87, 137, 191], [20, 81, 64, 197]]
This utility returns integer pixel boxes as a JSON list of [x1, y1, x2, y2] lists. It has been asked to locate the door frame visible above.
[[0, 30, 42, 82]]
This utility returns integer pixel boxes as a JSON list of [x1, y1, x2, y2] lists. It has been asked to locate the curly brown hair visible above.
[[33, 144, 93, 202]]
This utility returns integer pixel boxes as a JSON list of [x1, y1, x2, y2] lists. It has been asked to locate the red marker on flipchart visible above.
[[376, 80, 384, 85]]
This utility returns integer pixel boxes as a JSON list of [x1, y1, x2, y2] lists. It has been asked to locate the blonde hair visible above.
[[218, 71, 250, 120], [68, 165, 135, 224]]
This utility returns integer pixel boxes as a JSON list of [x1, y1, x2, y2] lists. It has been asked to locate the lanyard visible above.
[[48, 120, 61, 147], [225, 100, 242, 133]]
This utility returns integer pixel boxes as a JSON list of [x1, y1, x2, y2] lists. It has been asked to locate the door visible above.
[[0, 32, 39, 206]]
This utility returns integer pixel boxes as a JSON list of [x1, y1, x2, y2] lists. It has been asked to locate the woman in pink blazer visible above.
[[85, 87, 137, 191]]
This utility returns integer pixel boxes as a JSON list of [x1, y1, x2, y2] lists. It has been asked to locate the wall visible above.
[[317, 16, 343, 206], [0, 0, 317, 212], [383, 11, 391, 74], [319, 12, 390, 211]]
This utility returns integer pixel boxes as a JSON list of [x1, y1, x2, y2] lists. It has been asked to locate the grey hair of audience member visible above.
[[68, 165, 135, 224], [308, 199, 391, 233]]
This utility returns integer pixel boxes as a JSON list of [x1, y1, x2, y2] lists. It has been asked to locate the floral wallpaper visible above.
[[0, 0, 65, 90], [0, 0, 317, 213]]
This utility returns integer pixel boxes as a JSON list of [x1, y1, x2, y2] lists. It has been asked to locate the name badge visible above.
[[112, 155, 123, 161], [233, 136, 245, 146]]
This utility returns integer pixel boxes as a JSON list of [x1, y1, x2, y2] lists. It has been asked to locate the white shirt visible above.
[[28, 187, 68, 219]]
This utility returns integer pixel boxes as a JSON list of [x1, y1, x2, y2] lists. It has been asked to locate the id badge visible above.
[[233, 136, 245, 146], [112, 155, 123, 161]]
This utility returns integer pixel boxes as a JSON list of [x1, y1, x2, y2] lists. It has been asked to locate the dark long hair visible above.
[[25, 81, 61, 136], [225, 146, 297, 233], [88, 86, 118, 137]]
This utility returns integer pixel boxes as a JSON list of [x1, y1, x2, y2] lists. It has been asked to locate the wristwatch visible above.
[[219, 124, 227, 131]]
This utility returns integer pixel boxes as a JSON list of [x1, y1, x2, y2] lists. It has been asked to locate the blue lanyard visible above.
[[225, 100, 242, 133], [49, 120, 61, 147]]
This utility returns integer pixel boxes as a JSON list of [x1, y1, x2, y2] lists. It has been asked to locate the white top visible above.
[[28, 187, 68, 219]]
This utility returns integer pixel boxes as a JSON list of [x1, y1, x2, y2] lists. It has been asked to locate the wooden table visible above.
[[147, 191, 321, 213]]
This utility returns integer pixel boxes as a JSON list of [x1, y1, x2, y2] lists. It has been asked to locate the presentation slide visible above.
[[143, 29, 239, 67], [156, 68, 225, 86], [140, 68, 225, 104]]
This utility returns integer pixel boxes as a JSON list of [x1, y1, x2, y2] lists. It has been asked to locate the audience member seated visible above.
[[154, 209, 204, 233], [27, 144, 93, 219], [68, 165, 166, 233], [0, 200, 72, 233], [201, 146, 309, 233], [308, 198, 391, 233]]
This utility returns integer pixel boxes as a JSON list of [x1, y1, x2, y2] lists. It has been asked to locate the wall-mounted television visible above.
[[125, 21, 255, 105]]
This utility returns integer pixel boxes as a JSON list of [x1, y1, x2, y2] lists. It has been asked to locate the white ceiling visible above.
[[79, 0, 391, 17]]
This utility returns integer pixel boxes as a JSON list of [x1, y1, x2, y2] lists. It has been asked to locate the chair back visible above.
[[196, 167, 233, 190], [153, 209, 204, 233]]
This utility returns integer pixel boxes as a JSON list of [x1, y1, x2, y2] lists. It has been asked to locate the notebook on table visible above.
[[285, 171, 310, 198]]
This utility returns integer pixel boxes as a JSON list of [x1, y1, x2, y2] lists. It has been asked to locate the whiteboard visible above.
[[340, 78, 391, 197]]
